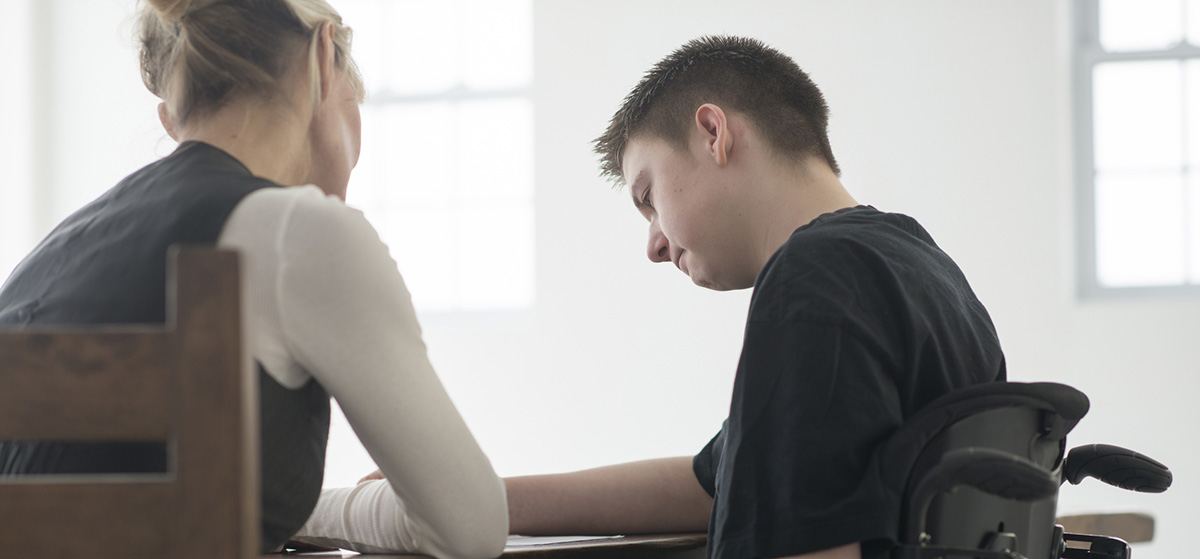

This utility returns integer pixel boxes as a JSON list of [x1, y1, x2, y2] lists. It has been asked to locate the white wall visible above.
[[41, 0, 169, 219], [1, 0, 166, 275], [13, 1, 1195, 558], [0, 0, 35, 279]]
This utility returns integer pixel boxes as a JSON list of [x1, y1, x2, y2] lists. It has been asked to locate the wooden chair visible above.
[[1057, 513, 1155, 544], [0, 247, 259, 559]]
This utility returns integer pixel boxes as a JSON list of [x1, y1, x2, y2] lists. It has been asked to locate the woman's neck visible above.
[[174, 99, 312, 186]]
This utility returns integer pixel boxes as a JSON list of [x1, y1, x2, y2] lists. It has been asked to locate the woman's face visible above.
[[309, 67, 362, 199]]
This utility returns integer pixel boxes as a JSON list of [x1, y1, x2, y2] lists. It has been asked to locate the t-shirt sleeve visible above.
[[692, 425, 725, 498], [709, 318, 903, 559]]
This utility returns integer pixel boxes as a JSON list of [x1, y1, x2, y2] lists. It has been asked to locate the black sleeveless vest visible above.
[[0, 142, 331, 552]]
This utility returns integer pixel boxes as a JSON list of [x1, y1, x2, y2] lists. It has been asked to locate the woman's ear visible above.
[[695, 103, 732, 167], [316, 21, 337, 102]]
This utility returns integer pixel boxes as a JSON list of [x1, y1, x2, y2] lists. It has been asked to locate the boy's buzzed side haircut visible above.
[[594, 35, 839, 185]]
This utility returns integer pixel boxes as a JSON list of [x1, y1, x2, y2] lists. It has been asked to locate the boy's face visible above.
[[622, 133, 762, 291]]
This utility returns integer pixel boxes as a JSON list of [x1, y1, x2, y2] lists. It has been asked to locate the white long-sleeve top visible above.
[[216, 185, 507, 558]]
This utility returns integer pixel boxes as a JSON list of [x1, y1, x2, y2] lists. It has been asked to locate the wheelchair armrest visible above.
[[1062, 444, 1172, 493]]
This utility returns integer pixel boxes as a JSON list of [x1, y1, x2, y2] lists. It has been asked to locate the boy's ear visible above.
[[695, 103, 731, 167]]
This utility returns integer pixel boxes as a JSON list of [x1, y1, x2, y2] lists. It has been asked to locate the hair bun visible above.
[[144, 0, 216, 22], [139, 0, 363, 126]]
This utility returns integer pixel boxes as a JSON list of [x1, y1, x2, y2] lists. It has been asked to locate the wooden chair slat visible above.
[[169, 248, 260, 559], [0, 481, 172, 555], [0, 330, 170, 440], [1058, 512, 1155, 543], [0, 247, 258, 559]]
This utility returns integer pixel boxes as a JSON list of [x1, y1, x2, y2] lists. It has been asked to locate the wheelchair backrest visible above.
[[881, 382, 1090, 559]]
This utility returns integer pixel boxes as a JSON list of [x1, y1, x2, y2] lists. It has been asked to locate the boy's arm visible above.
[[505, 456, 713, 535], [777, 543, 862, 559]]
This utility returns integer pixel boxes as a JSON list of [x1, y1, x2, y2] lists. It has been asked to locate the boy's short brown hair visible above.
[[594, 35, 839, 185]]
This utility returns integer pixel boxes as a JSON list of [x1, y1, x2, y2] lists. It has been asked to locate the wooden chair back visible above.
[[0, 247, 259, 559], [1057, 513, 1155, 544]]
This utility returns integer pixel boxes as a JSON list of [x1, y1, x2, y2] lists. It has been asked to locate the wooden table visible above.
[[264, 533, 707, 559], [502, 533, 706, 559]]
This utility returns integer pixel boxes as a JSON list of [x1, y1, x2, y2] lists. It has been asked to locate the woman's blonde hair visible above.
[[139, 0, 365, 126]]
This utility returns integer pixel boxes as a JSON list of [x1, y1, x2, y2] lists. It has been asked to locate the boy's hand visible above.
[[358, 469, 384, 484]]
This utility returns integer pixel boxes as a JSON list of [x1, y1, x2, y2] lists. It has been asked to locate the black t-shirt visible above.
[[693, 206, 1005, 559]]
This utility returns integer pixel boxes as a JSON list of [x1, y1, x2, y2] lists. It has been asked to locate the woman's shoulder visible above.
[[230, 185, 368, 231], [235, 184, 344, 214], [221, 185, 385, 269]]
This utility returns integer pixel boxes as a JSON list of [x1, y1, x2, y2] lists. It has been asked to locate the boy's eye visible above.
[[641, 187, 653, 208]]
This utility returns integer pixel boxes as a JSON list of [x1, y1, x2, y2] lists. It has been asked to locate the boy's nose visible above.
[[647, 220, 671, 263]]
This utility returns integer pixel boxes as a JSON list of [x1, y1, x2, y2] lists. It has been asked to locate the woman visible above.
[[0, 0, 506, 556]]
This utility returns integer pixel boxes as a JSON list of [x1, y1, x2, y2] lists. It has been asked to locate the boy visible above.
[[433, 35, 1003, 559]]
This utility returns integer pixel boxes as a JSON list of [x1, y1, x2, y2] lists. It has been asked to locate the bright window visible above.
[[336, 0, 535, 312], [1076, 0, 1200, 294], [318, 0, 535, 488]]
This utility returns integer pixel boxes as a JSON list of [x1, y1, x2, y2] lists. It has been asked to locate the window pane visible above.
[[370, 204, 534, 313], [345, 104, 388, 210], [350, 103, 457, 210], [336, 0, 384, 95], [339, 0, 530, 96], [1189, 0, 1200, 46], [1190, 172, 1200, 282], [1189, 60, 1200, 168], [461, 0, 533, 90], [386, 207, 459, 311], [1093, 61, 1184, 171], [1100, 0, 1183, 51], [1096, 171, 1187, 287], [340, 0, 458, 96], [454, 203, 535, 310], [337, 0, 534, 312], [457, 99, 534, 201], [348, 100, 535, 312]]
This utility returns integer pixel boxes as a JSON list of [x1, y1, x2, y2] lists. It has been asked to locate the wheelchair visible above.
[[881, 382, 1172, 559]]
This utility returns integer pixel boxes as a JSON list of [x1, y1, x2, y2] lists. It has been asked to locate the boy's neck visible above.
[[791, 161, 859, 227], [752, 156, 859, 273]]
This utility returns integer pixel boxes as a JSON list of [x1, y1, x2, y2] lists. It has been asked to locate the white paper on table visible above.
[[505, 535, 625, 548]]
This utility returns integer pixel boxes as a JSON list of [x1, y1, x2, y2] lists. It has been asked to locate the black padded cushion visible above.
[[877, 381, 1089, 496]]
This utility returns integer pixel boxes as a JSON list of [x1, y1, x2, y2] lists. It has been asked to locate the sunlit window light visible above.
[[336, 0, 535, 313], [1079, 0, 1200, 292]]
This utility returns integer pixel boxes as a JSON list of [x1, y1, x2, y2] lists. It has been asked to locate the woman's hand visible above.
[[358, 469, 384, 484]]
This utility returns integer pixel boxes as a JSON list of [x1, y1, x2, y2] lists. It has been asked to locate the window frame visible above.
[[1074, 0, 1200, 299]]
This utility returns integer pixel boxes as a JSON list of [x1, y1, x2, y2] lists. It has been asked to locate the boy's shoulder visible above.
[[790, 205, 933, 246], [762, 205, 937, 281], [751, 206, 963, 323]]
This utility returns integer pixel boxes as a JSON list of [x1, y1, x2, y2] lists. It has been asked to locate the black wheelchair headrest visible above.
[[878, 381, 1089, 494]]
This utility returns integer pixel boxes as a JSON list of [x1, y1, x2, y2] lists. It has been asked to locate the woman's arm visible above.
[[231, 188, 506, 558]]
